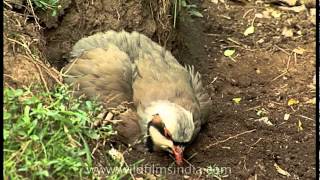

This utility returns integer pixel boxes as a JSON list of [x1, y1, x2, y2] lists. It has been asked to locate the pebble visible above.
[[183, 175, 190, 179]]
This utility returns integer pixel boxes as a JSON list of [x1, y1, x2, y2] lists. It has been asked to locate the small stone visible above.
[[184, 175, 190, 179], [282, 27, 294, 37], [256, 69, 261, 74], [284, 113, 290, 121], [257, 38, 264, 44]]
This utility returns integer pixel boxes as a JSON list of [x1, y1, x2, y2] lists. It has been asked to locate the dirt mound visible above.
[[3, 8, 59, 89], [39, 0, 175, 69]]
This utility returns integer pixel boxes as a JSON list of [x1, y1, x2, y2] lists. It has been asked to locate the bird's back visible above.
[[63, 30, 211, 140]]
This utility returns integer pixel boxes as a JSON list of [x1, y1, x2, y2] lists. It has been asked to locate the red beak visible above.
[[173, 146, 184, 166]]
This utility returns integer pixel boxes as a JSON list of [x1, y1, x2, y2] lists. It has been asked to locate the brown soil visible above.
[[39, 0, 175, 69], [3, 8, 57, 89], [173, 1, 316, 178], [4, 0, 316, 179], [123, 1, 316, 179]]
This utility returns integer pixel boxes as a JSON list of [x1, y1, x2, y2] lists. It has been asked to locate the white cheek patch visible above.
[[149, 126, 174, 150], [142, 100, 195, 143]]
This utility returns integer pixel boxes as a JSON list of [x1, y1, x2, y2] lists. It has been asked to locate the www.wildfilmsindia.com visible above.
[[86, 164, 232, 177]]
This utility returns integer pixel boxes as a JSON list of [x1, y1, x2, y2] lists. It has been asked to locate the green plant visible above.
[[3, 85, 115, 179], [173, 0, 203, 28], [32, 0, 60, 16]]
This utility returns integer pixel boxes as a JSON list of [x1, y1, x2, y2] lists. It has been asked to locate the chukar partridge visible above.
[[63, 30, 212, 165]]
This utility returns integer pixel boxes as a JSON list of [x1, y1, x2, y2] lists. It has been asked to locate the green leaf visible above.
[[24, 96, 40, 105], [85, 101, 93, 111], [27, 120, 38, 135], [79, 133, 92, 167], [77, 149, 87, 156], [224, 49, 235, 57], [30, 134, 39, 141], [181, 0, 187, 7], [14, 89, 24, 97], [5, 89, 15, 99], [186, 4, 197, 8], [189, 10, 203, 18], [232, 97, 242, 104], [4, 129, 9, 140], [35, 170, 49, 177], [85, 130, 100, 140], [52, 10, 57, 17], [23, 106, 31, 124], [4, 112, 12, 120]]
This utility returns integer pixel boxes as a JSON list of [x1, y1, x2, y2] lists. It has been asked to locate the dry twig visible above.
[[203, 129, 256, 150]]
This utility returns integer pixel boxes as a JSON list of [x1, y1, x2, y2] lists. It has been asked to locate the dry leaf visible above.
[[288, 98, 299, 106], [300, 0, 316, 8], [232, 97, 241, 104], [282, 27, 293, 37], [255, 117, 273, 126], [309, 16, 316, 26], [108, 148, 125, 165], [279, 5, 307, 13], [257, 38, 265, 44], [224, 49, 235, 57], [308, 8, 316, 25], [262, 10, 271, 18], [310, 8, 316, 16], [274, 163, 291, 177], [144, 173, 157, 180], [271, 10, 282, 18], [211, 0, 219, 4], [298, 120, 303, 131], [244, 26, 255, 36], [305, 97, 316, 105], [284, 113, 290, 120], [293, 47, 305, 55], [256, 108, 268, 116], [255, 13, 264, 18]]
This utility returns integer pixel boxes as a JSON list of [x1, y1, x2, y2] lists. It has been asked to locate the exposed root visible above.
[[26, 0, 41, 30], [33, 61, 51, 100], [270, 54, 292, 82], [203, 129, 256, 150]]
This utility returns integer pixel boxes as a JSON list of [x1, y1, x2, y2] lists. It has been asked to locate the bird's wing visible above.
[[63, 45, 134, 108], [113, 109, 142, 145]]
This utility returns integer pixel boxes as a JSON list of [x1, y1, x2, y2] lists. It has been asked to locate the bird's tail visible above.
[[186, 65, 212, 122]]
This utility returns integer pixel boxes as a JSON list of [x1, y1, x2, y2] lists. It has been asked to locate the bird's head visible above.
[[144, 101, 195, 166]]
